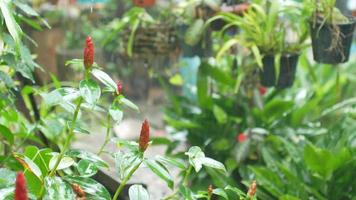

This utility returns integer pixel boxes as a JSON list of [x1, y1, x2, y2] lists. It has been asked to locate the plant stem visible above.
[[97, 114, 112, 155], [49, 97, 83, 177], [112, 160, 143, 200], [183, 165, 193, 187]]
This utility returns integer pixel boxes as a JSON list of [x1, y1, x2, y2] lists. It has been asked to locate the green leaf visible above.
[[63, 176, 111, 200], [114, 151, 141, 180], [129, 184, 150, 200], [0, 124, 14, 145], [77, 159, 98, 178], [49, 155, 75, 171], [43, 177, 75, 200], [213, 105, 228, 124], [65, 59, 83, 68], [24, 146, 52, 176], [155, 155, 186, 170], [0, 187, 14, 199], [169, 74, 183, 86], [121, 98, 139, 111], [213, 188, 228, 199], [14, 154, 42, 179], [79, 79, 101, 106], [197, 62, 212, 108], [66, 149, 109, 168], [185, 19, 204, 46], [67, 121, 90, 135], [109, 104, 124, 123], [41, 88, 79, 106], [225, 185, 245, 197], [0, 71, 14, 88], [13, 1, 39, 16], [201, 157, 226, 173], [0, 168, 16, 188], [251, 45, 263, 67], [144, 159, 174, 189], [91, 68, 117, 92], [0, 0, 22, 46], [185, 146, 205, 172]]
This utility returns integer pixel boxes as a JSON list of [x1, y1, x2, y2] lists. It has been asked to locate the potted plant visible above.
[[211, 1, 308, 88], [307, 0, 356, 64]]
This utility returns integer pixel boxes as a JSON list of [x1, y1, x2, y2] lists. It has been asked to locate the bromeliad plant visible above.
[[211, 0, 308, 88]]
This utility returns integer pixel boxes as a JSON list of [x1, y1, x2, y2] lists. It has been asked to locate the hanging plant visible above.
[[132, 0, 155, 8], [211, 1, 308, 88], [308, 1, 356, 64]]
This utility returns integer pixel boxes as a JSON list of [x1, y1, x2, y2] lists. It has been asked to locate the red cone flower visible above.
[[116, 81, 123, 95], [236, 133, 247, 143], [15, 172, 28, 200], [83, 36, 94, 70], [139, 120, 150, 152], [248, 180, 257, 197], [258, 86, 267, 96]]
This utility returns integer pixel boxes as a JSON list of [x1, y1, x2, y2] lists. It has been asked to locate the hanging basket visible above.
[[132, 0, 155, 8], [310, 19, 356, 64], [259, 54, 299, 88], [124, 24, 178, 56]]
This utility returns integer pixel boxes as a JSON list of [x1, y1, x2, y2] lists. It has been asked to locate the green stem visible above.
[[49, 97, 83, 177], [183, 165, 193, 187], [97, 114, 112, 155], [112, 160, 143, 200], [162, 165, 193, 200]]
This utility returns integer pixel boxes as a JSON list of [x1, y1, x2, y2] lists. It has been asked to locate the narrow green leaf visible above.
[[91, 68, 117, 92], [144, 159, 174, 189], [0, 124, 14, 145], [121, 98, 139, 111], [0, 0, 22, 46]]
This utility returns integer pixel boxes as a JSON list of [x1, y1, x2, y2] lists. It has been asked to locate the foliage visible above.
[[210, 0, 309, 68]]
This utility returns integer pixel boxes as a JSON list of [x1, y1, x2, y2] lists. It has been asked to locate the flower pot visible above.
[[132, 0, 155, 8], [310, 19, 356, 64], [259, 54, 299, 88]]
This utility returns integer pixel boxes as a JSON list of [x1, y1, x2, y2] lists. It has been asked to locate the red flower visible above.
[[83, 36, 94, 70], [15, 172, 28, 200], [139, 120, 150, 152], [133, 0, 155, 8], [258, 86, 267, 96], [236, 133, 247, 143], [248, 180, 257, 197], [116, 81, 123, 95]]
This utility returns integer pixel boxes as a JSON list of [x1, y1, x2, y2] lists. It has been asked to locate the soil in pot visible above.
[[260, 54, 299, 88], [310, 19, 356, 64]]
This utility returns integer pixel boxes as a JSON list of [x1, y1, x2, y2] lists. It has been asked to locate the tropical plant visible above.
[[210, 0, 308, 69]]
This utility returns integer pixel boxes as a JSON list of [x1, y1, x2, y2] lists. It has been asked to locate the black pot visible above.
[[259, 54, 299, 88], [310, 20, 356, 64]]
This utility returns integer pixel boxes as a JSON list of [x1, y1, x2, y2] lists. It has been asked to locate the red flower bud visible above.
[[247, 180, 257, 197], [207, 184, 213, 197], [139, 119, 150, 152], [258, 86, 267, 96], [236, 133, 247, 143], [83, 36, 94, 70], [15, 172, 28, 200], [116, 81, 123, 95]]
